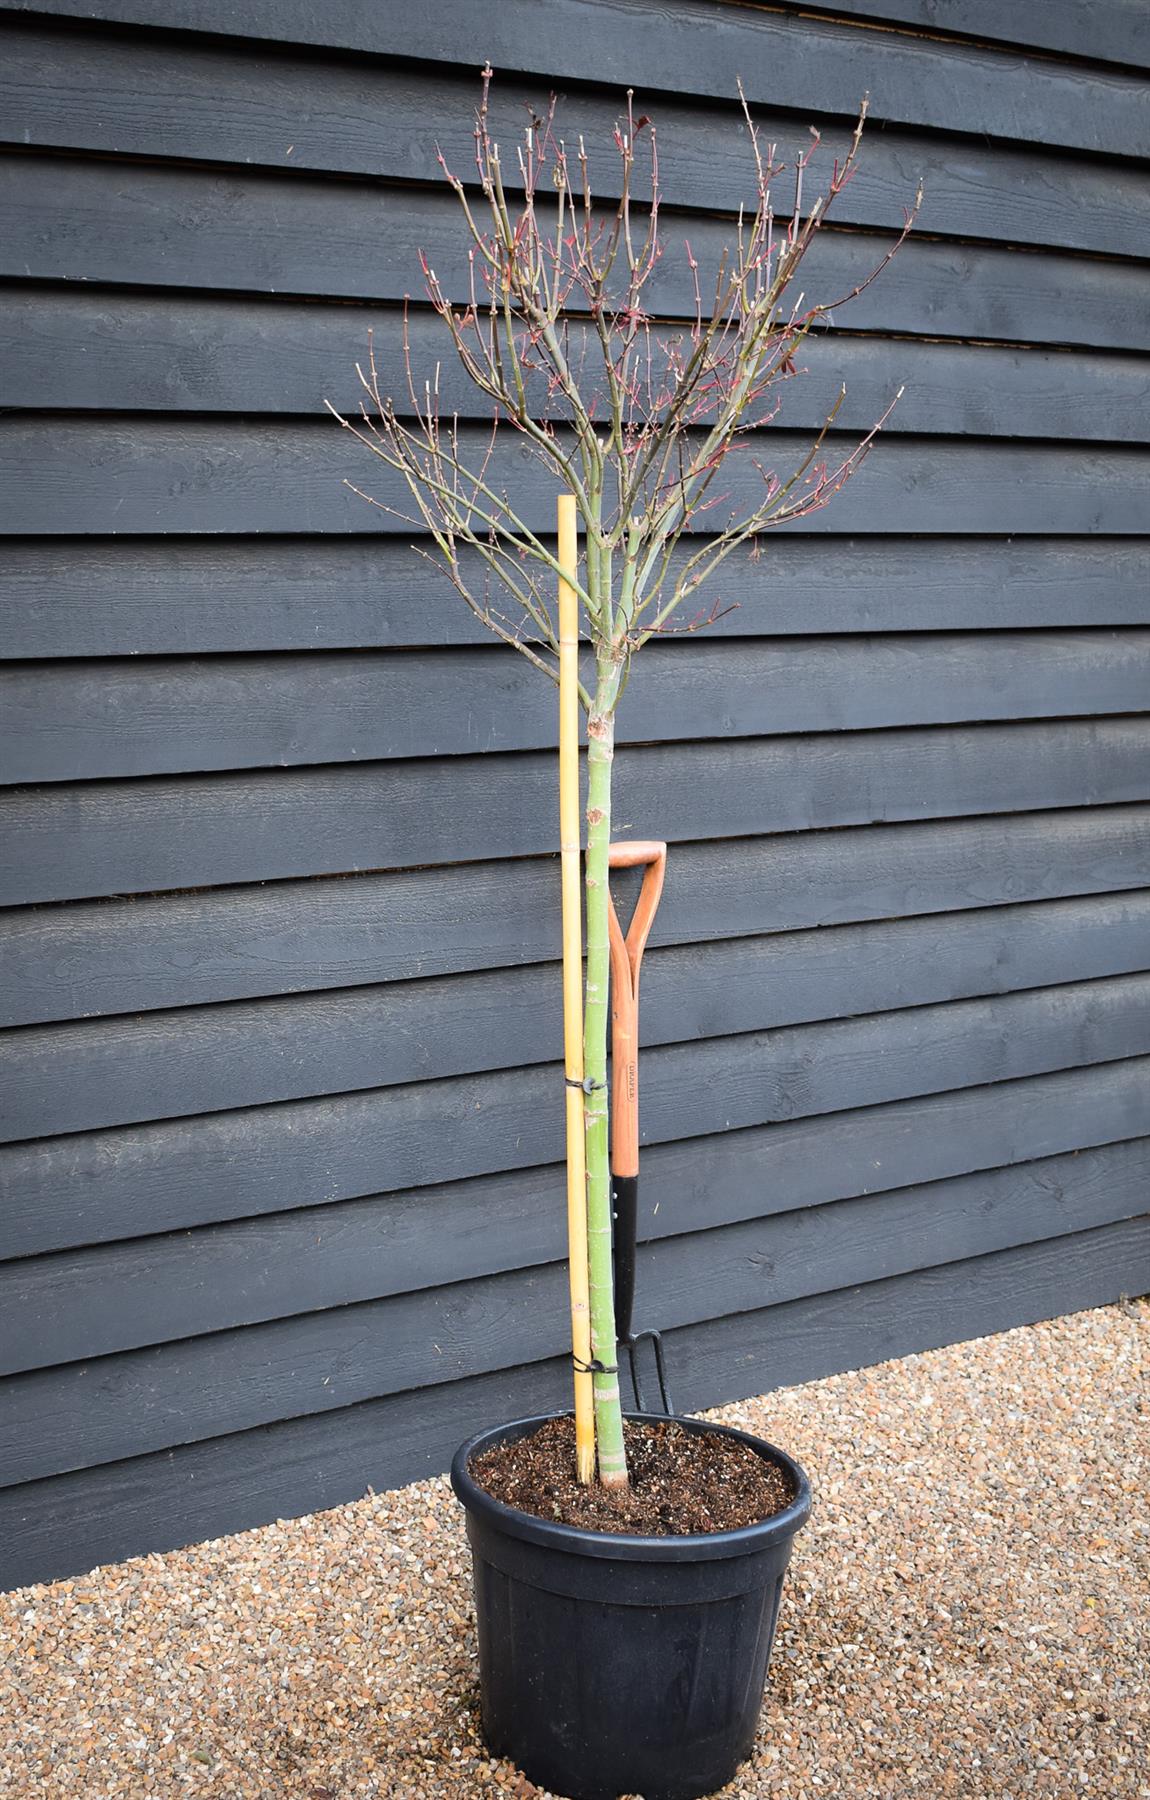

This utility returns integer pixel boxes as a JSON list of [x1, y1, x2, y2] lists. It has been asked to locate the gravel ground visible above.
[[2, 1300, 1146, 1800]]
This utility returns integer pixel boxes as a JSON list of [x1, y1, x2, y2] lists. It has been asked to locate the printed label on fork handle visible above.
[[611, 1050, 640, 1178]]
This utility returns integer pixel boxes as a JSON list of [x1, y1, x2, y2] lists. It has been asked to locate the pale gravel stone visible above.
[[1, 1300, 1146, 1799]]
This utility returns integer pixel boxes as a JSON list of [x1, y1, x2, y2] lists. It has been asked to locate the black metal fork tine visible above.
[[625, 1336, 647, 1415], [650, 1332, 673, 1415], [623, 1329, 674, 1416]]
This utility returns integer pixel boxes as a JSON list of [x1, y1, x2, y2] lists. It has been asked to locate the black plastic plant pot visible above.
[[450, 1411, 812, 1800]]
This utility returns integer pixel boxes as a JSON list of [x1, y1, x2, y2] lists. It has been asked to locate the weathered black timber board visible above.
[[4, 972, 1148, 1259], [4, 417, 1147, 539], [5, 0, 1146, 156], [801, 0, 1150, 66], [0, 0, 1147, 1585], [10, 294, 1150, 444], [0, 1349, 567, 1592], [2, 24, 1147, 255], [4, 1057, 1147, 1375], [9, 1045, 1144, 1282], [7, 632, 1150, 785], [665, 1216, 1150, 1441], [3, 161, 1149, 355], [1, 1141, 1144, 1489], [3, 718, 1148, 907], [5, 537, 1148, 660], [4, 805, 1149, 1029], [5, 893, 1149, 1143], [3, 1215, 1143, 1590]]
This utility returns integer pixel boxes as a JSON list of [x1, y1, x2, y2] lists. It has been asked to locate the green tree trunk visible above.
[[584, 652, 628, 1485]]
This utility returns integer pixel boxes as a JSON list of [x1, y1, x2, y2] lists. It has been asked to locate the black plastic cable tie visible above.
[[572, 1354, 619, 1375], [564, 1075, 607, 1093]]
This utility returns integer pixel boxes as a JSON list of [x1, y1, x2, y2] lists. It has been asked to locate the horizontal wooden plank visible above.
[[5, 1037, 1148, 1271], [4, 536, 1148, 660], [3, 971, 1148, 1257], [4, 22, 1148, 256], [4, 0, 1146, 156], [4, 1133, 1147, 1489], [3, 158, 1149, 355], [5, 1054, 1147, 1372], [0, 1350, 569, 1593], [7, 631, 1150, 785], [793, 0, 1150, 67], [664, 1215, 1150, 1444], [3, 417, 1149, 541], [2, 1213, 1142, 1588], [639, 1136, 1150, 1352], [1, 1132, 1144, 1487], [5, 803, 1149, 1029], [9, 293, 1150, 444], [3, 716, 1148, 907], [4, 892, 1148, 1142]]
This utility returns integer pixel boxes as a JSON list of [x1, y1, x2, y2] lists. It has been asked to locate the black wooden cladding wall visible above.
[[1, 1, 1149, 1591]]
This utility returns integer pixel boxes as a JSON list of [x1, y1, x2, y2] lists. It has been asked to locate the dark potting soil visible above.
[[471, 1415, 795, 1535]]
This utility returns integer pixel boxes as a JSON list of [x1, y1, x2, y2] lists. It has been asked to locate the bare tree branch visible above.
[[328, 76, 920, 702]]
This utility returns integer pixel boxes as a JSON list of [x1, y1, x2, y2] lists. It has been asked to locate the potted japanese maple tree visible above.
[[331, 71, 915, 1800]]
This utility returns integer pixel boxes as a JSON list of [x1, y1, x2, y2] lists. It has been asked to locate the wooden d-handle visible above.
[[608, 840, 666, 870], [607, 841, 667, 1179]]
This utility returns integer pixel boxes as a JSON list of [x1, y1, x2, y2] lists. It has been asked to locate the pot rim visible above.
[[450, 1410, 812, 1563]]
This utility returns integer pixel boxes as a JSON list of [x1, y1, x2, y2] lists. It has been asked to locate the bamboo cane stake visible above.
[[558, 493, 596, 1485]]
